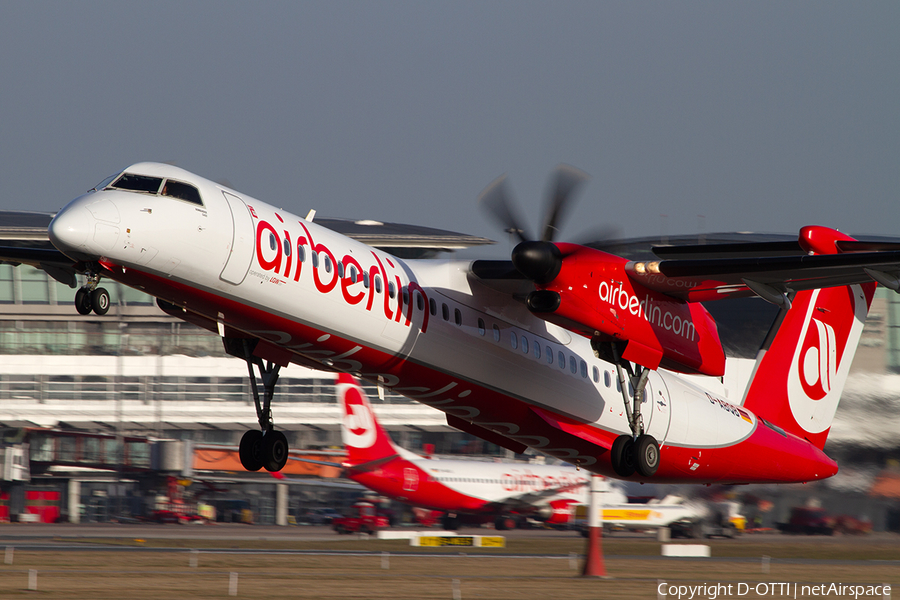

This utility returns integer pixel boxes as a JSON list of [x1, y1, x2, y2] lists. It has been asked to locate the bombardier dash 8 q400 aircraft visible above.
[[15, 162, 900, 484]]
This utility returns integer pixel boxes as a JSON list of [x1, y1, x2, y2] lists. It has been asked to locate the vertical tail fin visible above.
[[337, 373, 400, 466], [742, 227, 876, 450]]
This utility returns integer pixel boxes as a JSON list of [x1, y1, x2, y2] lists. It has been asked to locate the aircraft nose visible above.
[[49, 204, 92, 253]]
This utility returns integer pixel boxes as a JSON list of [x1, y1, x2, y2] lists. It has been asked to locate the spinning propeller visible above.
[[479, 165, 589, 284]]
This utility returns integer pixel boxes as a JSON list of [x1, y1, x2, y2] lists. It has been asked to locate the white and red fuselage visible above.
[[338, 374, 591, 525], [48, 163, 872, 484]]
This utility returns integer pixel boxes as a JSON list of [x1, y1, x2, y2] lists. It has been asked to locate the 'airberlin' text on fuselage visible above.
[[599, 280, 696, 342], [252, 213, 429, 333]]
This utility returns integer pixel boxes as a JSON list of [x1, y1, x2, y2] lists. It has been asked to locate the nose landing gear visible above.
[[229, 338, 290, 473], [73, 270, 110, 315]]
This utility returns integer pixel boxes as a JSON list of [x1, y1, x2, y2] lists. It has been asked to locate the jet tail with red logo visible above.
[[742, 226, 876, 450], [338, 373, 410, 468]]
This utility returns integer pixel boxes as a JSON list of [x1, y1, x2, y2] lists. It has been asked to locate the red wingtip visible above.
[[798, 226, 857, 255]]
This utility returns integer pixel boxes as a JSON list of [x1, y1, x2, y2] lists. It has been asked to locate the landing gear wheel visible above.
[[634, 434, 660, 477], [262, 430, 289, 472], [91, 287, 110, 315], [611, 434, 636, 477], [239, 430, 264, 472], [75, 288, 93, 315]]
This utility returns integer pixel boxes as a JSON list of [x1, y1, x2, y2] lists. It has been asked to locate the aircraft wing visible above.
[[626, 248, 900, 303], [0, 245, 80, 288]]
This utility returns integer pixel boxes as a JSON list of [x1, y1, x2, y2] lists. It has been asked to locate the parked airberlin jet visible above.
[[337, 373, 591, 529], [18, 162, 900, 484]]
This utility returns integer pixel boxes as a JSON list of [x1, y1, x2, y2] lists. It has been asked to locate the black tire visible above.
[[239, 430, 264, 471], [75, 288, 92, 315], [262, 430, 289, 472], [91, 287, 110, 315], [611, 435, 636, 477], [634, 434, 660, 477]]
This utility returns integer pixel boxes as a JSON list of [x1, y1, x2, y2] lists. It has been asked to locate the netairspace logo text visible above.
[[657, 582, 891, 600]]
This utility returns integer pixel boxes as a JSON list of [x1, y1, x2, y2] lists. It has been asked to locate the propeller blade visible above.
[[540, 164, 589, 242], [478, 174, 532, 243]]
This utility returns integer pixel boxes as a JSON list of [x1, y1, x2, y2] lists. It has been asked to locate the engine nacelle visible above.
[[535, 499, 579, 525], [522, 243, 726, 377]]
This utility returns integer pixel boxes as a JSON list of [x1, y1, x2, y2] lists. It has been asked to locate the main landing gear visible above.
[[230, 339, 289, 473], [593, 338, 660, 479], [74, 269, 110, 316]]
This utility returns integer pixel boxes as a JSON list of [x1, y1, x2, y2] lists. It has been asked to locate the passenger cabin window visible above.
[[161, 180, 203, 205], [454, 308, 462, 326], [111, 174, 163, 194], [477, 318, 485, 336]]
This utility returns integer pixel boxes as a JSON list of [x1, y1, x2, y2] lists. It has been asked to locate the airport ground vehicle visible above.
[[332, 501, 390, 534], [777, 507, 835, 535]]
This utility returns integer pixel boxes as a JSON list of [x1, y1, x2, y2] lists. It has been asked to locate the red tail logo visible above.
[[342, 384, 376, 449], [744, 280, 874, 449], [799, 317, 837, 399], [337, 373, 398, 465], [784, 285, 868, 439]]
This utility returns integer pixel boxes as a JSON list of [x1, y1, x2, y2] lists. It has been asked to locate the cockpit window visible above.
[[91, 173, 119, 192], [161, 179, 203, 205], [111, 173, 163, 194]]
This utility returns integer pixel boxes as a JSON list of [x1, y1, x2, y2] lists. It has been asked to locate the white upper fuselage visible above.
[[47, 163, 790, 483]]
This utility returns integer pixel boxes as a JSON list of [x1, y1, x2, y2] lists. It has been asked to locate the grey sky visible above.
[[1, 2, 898, 254]]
